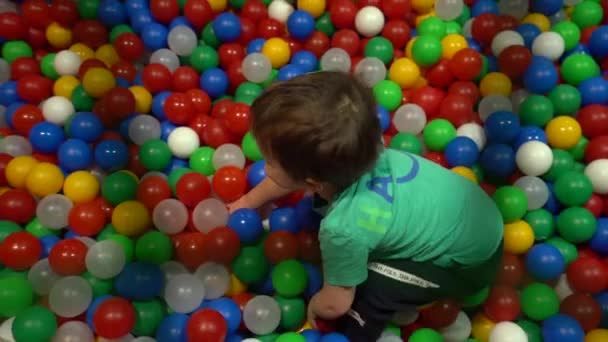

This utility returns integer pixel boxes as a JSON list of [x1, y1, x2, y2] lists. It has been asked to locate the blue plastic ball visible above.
[[227, 208, 264, 244], [152, 91, 172, 120], [169, 16, 195, 31], [302, 329, 322, 342], [40, 235, 60, 258], [247, 160, 266, 188], [287, 10, 316, 40], [524, 56, 558, 94], [141, 22, 168, 50], [251, 271, 275, 295], [133, 71, 144, 86], [589, 218, 608, 255], [517, 24, 542, 49], [213, 13, 242, 42], [58, 138, 93, 171], [156, 314, 189, 342], [485, 111, 521, 144], [86, 295, 112, 329], [130, 9, 154, 34], [471, 0, 499, 16], [114, 262, 165, 300], [4, 101, 26, 129], [164, 158, 189, 174], [29, 122, 66, 154], [466, 38, 482, 52], [97, 0, 127, 27], [204, 298, 242, 334], [377, 105, 390, 132], [115, 77, 130, 88], [594, 291, 608, 327], [542, 314, 585, 342], [578, 76, 608, 105], [247, 38, 266, 54], [444, 136, 480, 167], [291, 50, 318, 73], [0, 81, 19, 106], [479, 143, 516, 178], [486, 55, 498, 73], [277, 64, 306, 81], [94, 139, 130, 170], [200, 68, 229, 98], [320, 333, 350, 342], [513, 126, 548, 150], [119, 114, 138, 141], [160, 120, 177, 141], [560, 43, 591, 64], [226, 334, 244, 342], [303, 263, 322, 299], [125, 0, 148, 17], [269, 207, 299, 233], [543, 182, 562, 215], [295, 196, 322, 231], [589, 26, 608, 59], [532, 0, 563, 16], [525, 243, 565, 280]]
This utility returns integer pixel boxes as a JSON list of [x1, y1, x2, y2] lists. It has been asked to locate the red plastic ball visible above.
[[242, 0, 268, 22], [172, 66, 200, 92], [426, 58, 456, 89], [483, 285, 521, 322], [495, 253, 525, 287], [331, 29, 361, 56], [0, 189, 36, 224], [10, 57, 40, 80], [203, 226, 241, 265], [0, 153, 11, 186], [382, 19, 411, 49], [28, 27, 48, 50], [212, 166, 247, 203], [383, 0, 412, 20], [114, 33, 144, 62], [0, 12, 28, 40], [285, 37, 303, 55], [297, 231, 321, 263], [419, 299, 460, 329], [103, 87, 136, 121], [78, 59, 107, 79], [438, 93, 474, 127], [16, 73, 53, 104], [264, 231, 299, 264], [189, 113, 211, 140], [498, 45, 532, 80], [183, 0, 213, 30], [585, 135, 608, 163], [201, 118, 234, 148], [585, 194, 605, 217], [560, 293, 602, 332], [164, 92, 196, 125], [567, 257, 608, 294], [238, 17, 257, 46], [0, 232, 42, 270], [187, 309, 228, 342], [218, 43, 245, 70], [12, 104, 43, 136], [49, 0, 79, 27], [72, 20, 108, 49], [224, 103, 251, 137], [48, 239, 88, 276], [111, 60, 137, 83], [93, 297, 137, 339], [68, 201, 107, 237], [142, 63, 172, 94], [449, 48, 484, 81], [187, 89, 212, 114], [411, 86, 445, 118], [226, 61, 247, 89], [305, 31, 331, 58], [578, 105, 608, 139], [211, 99, 234, 119], [424, 151, 448, 167], [329, 0, 357, 29], [257, 18, 284, 39], [173, 232, 207, 271], [21, 0, 51, 30], [176, 172, 211, 207], [448, 81, 480, 105], [91, 196, 113, 220], [471, 13, 501, 46], [150, 0, 180, 24], [136, 176, 172, 211]]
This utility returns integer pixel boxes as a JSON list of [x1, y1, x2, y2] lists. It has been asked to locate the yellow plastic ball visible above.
[[112, 201, 151, 237], [479, 72, 512, 97], [405, 37, 417, 60], [225, 274, 247, 296], [412, 0, 435, 14], [262, 38, 291, 69], [389, 58, 420, 89], [586, 329, 608, 342], [5, 156, 38, 189], [207, 0, 227, 12], [25, 162, 64, 197], [0, 187, 9, 196], [503, 220, 535, 254], [82, 67, 116, 98], [545, 116, 582, 150], [46, 22, 72, 49], [95, 44, 120, 67], [297, 0, 326, 18], [522, 13, 551, 32], [298, 322, 313, 333], [441, 34, 468, 59], [451, 166, 478, 183], [472, 313, 496, 342], [63, 171, 100, 204], [129, 86, 153, 114], [69, 43, 95, 61], [412, 76, 428, 89], [53, 75, 80, 99], [415, 10, 436, 27]]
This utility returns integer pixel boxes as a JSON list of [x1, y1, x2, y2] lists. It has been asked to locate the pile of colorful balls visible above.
[[1, 0, 608, 341]]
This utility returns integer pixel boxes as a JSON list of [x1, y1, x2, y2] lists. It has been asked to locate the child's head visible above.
[[251, 71, 382, 192]]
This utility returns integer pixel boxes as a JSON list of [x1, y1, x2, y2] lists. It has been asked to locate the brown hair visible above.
[[250, 71, 382, 190]]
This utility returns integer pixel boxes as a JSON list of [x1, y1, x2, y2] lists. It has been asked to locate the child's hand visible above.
[[227, 196, 252, 213]]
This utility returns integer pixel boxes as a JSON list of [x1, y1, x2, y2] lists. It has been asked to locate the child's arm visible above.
[[228, 176, 296, 213]]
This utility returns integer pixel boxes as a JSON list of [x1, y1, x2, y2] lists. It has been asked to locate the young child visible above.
[[229, 71, 504, 341]]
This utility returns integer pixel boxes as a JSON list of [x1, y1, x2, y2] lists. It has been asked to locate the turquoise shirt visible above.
[[319, 149, 504, 287]]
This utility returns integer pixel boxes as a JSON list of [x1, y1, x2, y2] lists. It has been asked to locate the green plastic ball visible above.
[[104, 234, 135, 263], [492, 186, 528, 223], [71, 85, 95, 111], [364, 37, 394, 65], [139, 139, 173, 171], [0, 275, 34, 317], [517, 320, 542, 342], [12, 306, 57, 342], [167, 168, 192, 195], [40, 53, 59, 80], [276, 332, 306, 342], [236, 82, 264, 99], [132, 299, 166, 337], [315, 12, 335, 37], [445, 21, 462, 35], [411, 35, 443, 67], [82, 271, 113, 297], [409, 328, 444, 342], [556, 206, 597, 243], [524, 209, 555, 241], [519, 95, 554, 127], [543, 149, 575, 182], [568, 137, 588, 161], [189, 146, 216, 176], [373, 80, 402, 111], [78, 0, 100, 18], [275, 296, 306, 330], [190, 45, 220, 72], [422, 119, 456, 151], [1, 41, 33, 64], [520, 283, 559, 321], [136, 231, 174, 264], [571, 1, 604, 29], [272, 260, 308, 297], [546, 237, 578, 265], [551, 21, 581, 51], [0, 221, 21, 244], [548, 84, 581, 116], [25, 218, 59, 238], [101, 171, 138, 205], [561, 53, 600, 86], [202, 23, 221, 48], [242, 132, 264, 161], [417, 17, 447, 40], [461, 286, 489, 307], [232, 247, 269, 284], [553, 171, 593, 206], [110, 25, 134, 43], [389, 133, 423, 155]]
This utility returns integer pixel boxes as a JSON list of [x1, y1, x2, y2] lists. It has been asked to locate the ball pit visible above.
[[1, 0, 608, 341]]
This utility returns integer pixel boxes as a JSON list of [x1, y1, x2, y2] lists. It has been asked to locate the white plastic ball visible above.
[[28, 258, 60, 296], [511, 88, 529, 114], [242, 53, 272, 83], [355, 6, 385, 37], [435, 0, 465, 21], [393, 104, 427, 135], [76, 236, 97, 248], [320, 48, 351, 72], [53, 50, 82, 76], [354, 57, 387, 87], [0, 58, 9, 83], [52, 321, 94, 342], [268, 0, 294, 23], [584, 159, 608, 194], [49, 276, 93, 318], [0, 135, 32, 156], [488, 321, 528, 342], [213, 143, 246, 169], [85, 240, 126, 279], [555, 273, 574, 300], [160, 261, 189, 282], [514, 176, 550, 210], [42, 96, 75, 125], [36, 194, 73, 230], [498, 0, 529, 19], [516, 141, 553, 176], [491, 30, 524, 56], [167, 126, 200, 159], [532, 31, 565, 61], [150, 48, 180, 72], [462, 18, 474, 38], [168, 25, 197, 56], [440, 311, 472, 342], [243, 295, 281, 335], [192, 198, 229, 233], [153, 198, 189, 235], [0, 317, 15, 342], [128, 115, 161, 145], [550, 10, 568, 26], [164, 273, 206, 313], [194, 262, 230, 299], [456, 123, 487, 150], [478, 95, 513, 121]]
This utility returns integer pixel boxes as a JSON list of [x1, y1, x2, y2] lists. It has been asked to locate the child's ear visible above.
[[304, 178, 322, 192]]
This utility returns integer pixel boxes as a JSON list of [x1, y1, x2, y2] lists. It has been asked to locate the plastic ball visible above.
[[489, 321, 528, 342], [82, 68, 116, 98], [167, 126, 200, 159], [515, 141, 553, 176], [214, 12, 242, 42], [243, 295, 281, 335], [287, 10, 315, 40], [63, 170, 99, 204], [48, 276, 93, 318], [41, 96, 74, 125], [85, 240, 125, 279], [320, 48, 351, 73], [435, 0, 464, 20], [36, 194, 72, 230], [150, 48, 180, 72], [112, 200, 151, 237], [194, 262, 230, 299], [53, 50, 82, 76], [525, 243, 565, 280], [262, 38, 291, 69], [186, 309, 228, 342], [542, 314, 585, 342], [503, 220, 534, 254], [491, 30, 524, 57], [546, 116, 582, 150], [561, 53, 600, 86], [192, 198, 229, 233], [128, 115, 161, 145], [532, 31, 565, 61], [354, 57, 387, 87], [355, 6, 385, 37], [514, 176, 550, 210], [164, 273, 206, 314], [153, 198, 189, 235], [25, 162, 64, 197], [584, 159, 608, 194]]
